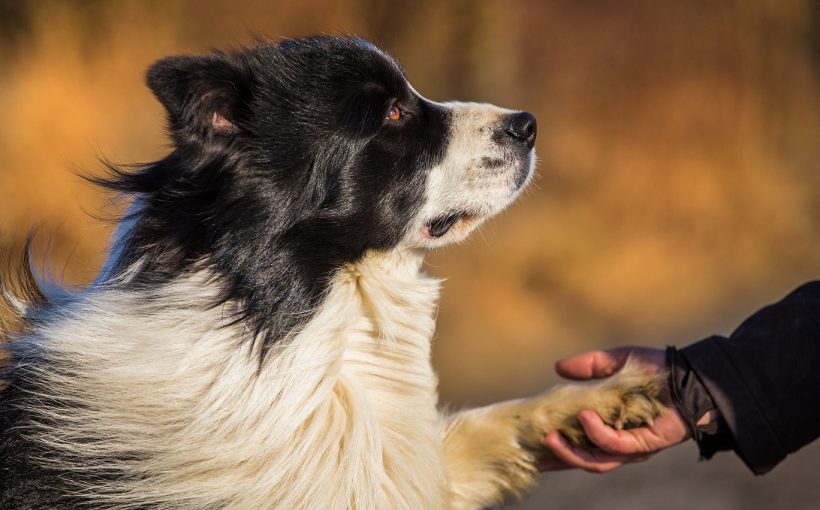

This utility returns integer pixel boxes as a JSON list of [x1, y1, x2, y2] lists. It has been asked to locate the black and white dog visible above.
[[0, 36, 661, 509]]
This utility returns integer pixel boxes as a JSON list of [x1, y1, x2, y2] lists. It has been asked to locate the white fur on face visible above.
[[405, 101, 536, 249]]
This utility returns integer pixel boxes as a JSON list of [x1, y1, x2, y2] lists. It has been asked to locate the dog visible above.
[[0, 36, 663, 509]]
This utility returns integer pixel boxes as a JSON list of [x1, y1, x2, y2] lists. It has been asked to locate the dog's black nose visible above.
[[506, 112, 537, 149]]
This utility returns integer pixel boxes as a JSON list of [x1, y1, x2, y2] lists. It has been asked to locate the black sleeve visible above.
[[670, 281, 820, 475]]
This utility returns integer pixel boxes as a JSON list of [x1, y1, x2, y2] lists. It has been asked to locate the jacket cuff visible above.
[[666, 346, 723, 444], [681, 336, 787, 475]]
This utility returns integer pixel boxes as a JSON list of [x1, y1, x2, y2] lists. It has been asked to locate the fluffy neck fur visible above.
[[23, 248, 447, 509]]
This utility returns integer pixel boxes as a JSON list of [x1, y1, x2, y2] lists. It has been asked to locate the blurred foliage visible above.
[[0, 0, 819, 405]]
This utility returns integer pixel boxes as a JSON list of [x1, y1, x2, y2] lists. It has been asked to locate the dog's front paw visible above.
[[520, 361, 665, 451], [444, 362, 665, 509], [555, 363, 664, 449]]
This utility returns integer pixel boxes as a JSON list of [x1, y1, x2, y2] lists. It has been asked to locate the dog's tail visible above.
[[1, 236, 47, 345]]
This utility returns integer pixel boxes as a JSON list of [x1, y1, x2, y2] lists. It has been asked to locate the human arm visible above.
[[543, 281, 820, 474]]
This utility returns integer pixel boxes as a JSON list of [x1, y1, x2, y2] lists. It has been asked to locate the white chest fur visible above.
[[31, 250, 448, 509], [333, 251, 447, 508]]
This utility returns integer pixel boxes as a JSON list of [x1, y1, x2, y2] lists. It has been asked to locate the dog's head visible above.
[[108, 36, 535, 351]]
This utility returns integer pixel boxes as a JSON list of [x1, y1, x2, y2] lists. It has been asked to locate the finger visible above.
[[544, 432, 654, 466], [535, 456, 573, 472], [577, 410, 651, 454], [543, 432, 631, 473], [555, 348, 633, 380]]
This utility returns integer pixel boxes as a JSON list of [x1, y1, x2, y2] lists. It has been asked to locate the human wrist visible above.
[[666, 346, 721, 442], [696, 409, 720, 427]]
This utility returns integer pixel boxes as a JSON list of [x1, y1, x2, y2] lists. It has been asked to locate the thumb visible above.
[[555, 348, 633, 380]]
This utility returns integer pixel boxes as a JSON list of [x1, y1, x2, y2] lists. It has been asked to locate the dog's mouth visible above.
[[422, 212, 478, 238]]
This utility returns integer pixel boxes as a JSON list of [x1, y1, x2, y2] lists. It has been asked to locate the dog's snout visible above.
[[505, 112, 537, 149]]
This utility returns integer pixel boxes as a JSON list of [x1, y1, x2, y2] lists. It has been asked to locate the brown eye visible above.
[[386, 105, 402, 121]]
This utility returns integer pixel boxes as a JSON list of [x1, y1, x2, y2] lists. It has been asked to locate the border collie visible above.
[[0, 36, 662, 509]]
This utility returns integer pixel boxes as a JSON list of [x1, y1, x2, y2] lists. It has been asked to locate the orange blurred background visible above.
[[1, 1, 818, 507]]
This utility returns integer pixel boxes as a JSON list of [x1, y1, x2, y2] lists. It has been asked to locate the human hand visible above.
[[539, 347, 696, 473]]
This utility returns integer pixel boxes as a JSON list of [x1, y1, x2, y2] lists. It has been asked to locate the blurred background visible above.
[[1, 0, 818, 507]]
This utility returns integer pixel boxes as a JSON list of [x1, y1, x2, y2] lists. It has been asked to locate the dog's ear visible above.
[[146, 54, 252, 139]]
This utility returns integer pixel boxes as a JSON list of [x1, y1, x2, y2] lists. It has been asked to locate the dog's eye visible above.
[[386, 105, 402, 122]]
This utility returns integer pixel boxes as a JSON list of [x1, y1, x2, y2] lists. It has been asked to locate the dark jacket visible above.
[[669, 281, 820, 474]]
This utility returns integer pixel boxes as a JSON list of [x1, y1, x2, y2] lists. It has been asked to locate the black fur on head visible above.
[[97, 36, 451, 360]]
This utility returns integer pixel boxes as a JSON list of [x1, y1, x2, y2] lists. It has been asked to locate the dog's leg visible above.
[[443, 361, 664, 510]]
